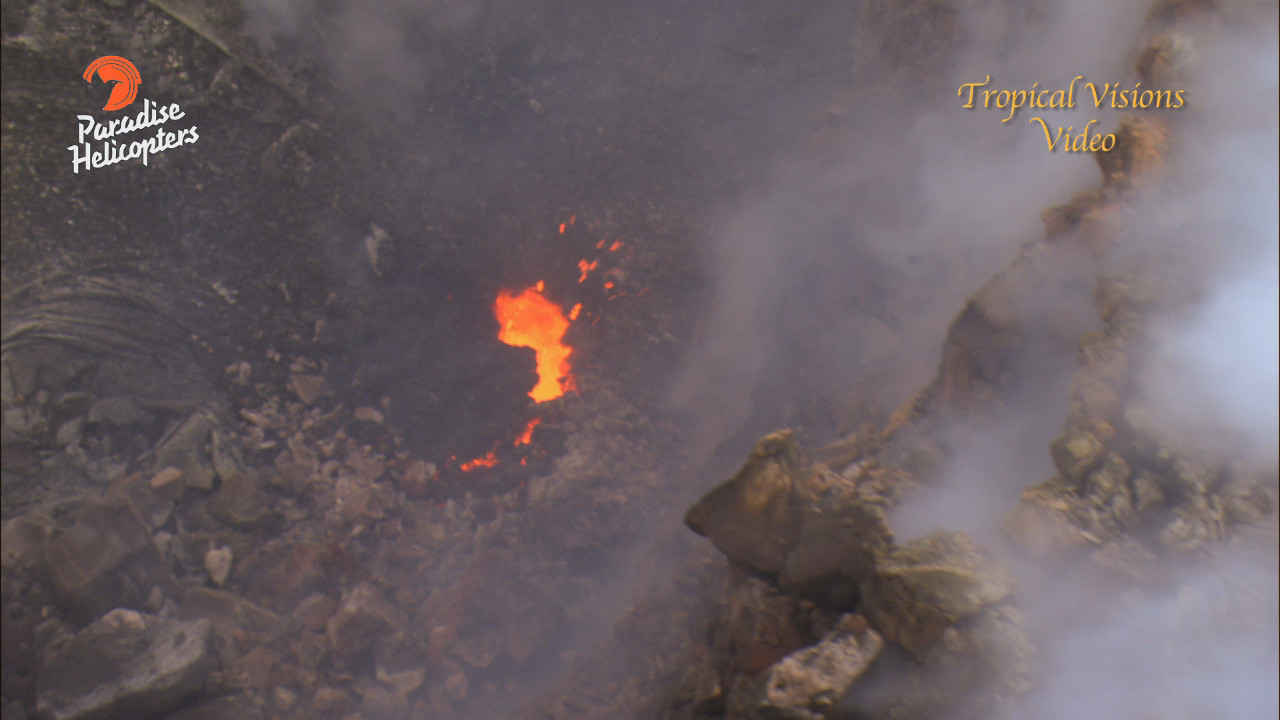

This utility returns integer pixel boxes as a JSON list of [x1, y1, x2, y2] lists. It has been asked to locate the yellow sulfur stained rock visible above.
[[861, 532, 1015, 656], [685, 430, 810, 575]]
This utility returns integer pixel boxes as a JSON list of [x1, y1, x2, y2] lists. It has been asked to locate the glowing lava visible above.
[[460, 451, 498, 472], [515, 417, 542, 445], [494, 284, 576, 402]]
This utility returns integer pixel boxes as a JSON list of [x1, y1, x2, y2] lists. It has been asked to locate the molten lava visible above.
[[494, 285, 576, 402], [515, 417, 542, 445], [460, 451, 499, 472]]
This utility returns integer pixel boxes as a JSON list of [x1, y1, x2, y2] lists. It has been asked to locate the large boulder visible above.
[[684, 430, 812, 576], [38, 493, 176, 621], [685, 429, 892, 598], [35, 609, 214, 720]]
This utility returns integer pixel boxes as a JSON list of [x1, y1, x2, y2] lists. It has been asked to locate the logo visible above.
[[69, 56, 199, 173], [82, 56, 140, 111]]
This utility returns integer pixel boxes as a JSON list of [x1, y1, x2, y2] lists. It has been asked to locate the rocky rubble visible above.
[[684, 432, 1030, 719], [1002, 240, 1277, 577], [686, 431, 1020, 658], [3, 285, 687, 720], [2, 344, 687, 720]]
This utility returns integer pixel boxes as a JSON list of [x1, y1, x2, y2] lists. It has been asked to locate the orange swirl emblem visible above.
[[82, 56, 140, 111]]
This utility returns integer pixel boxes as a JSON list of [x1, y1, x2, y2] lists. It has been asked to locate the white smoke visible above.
[[678, 0, 1278, 717], [1016, 550, 1279, 720], [672, 0, 1153, 452], [926, 8, 1279, 720], [1134, 22, 1280, 465], [245, 0, 486, 103]]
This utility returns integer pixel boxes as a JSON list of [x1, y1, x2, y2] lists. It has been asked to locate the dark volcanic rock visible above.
[[239, 541, 331, 613], [357, 684, 408, 720], [38, 493, 175, 621], [108, 474, 175, 531], [152, 413, 218, 493], [35, 609, 214, 720], [177, 588, 284, 668], [1, 513, 60, 571], [719, 571, 812, 679], [206, 472, 276, 532], [156, 693, 263, 720], [426, 556, 566, 676], [326, 582, 407, 661]]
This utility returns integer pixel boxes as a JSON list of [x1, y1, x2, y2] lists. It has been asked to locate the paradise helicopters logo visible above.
[[69, 56, 200, 173]]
